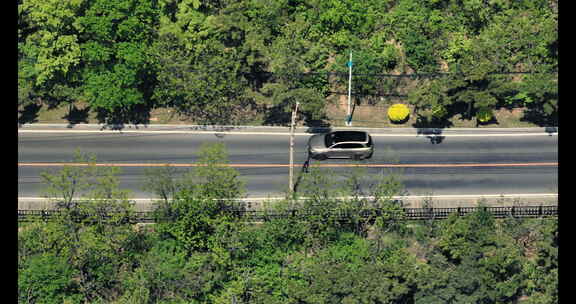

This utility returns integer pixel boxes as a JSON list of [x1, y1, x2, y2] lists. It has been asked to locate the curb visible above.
[[18, 123, 558, 136], [18, 194, 558, 211]]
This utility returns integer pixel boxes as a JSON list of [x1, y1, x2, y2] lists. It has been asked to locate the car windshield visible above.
[[325, 131, 366, 147]]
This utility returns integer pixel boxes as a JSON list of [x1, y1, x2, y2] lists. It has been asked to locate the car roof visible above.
[[329, 131, 369, 143]]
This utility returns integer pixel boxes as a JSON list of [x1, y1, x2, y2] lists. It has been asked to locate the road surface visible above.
[[18, 127, 558, 199]]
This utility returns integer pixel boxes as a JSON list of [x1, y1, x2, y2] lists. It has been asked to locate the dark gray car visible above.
[[308, 131, 374, 160]]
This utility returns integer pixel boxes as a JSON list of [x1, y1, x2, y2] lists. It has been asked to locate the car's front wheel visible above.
[[365, 151, 374, 159]]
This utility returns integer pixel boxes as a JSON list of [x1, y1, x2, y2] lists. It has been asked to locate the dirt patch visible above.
[[24, 98, 541, 129]]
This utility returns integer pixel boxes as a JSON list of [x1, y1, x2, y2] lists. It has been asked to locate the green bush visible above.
[[476, 107, 494, 123], [388, 104, 410, 123], [19, 253, 80, 303], [431, 104, 448, 119]]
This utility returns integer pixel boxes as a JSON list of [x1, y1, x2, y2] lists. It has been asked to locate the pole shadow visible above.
[[292, 154, 312, 193]]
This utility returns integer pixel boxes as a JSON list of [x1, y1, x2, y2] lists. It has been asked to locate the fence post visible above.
[[538, 205, 543, 217]]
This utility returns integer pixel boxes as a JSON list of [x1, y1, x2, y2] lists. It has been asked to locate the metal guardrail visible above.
[[401, 205, 558, 220], [18, 205, 557, 223]]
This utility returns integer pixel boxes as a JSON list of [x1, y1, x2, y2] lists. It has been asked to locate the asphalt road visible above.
[[18, 129, 558, 199]]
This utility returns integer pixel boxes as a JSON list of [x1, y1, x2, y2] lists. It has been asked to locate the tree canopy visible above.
[[19, 0, 557, 126]]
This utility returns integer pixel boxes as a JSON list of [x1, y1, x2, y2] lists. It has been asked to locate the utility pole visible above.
[[289, 101, 299, 195], [346, 51, 353, 126]]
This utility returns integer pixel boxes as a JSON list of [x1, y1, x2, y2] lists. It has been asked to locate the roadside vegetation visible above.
[[18, 0, 557, 127], [19, 144, 558, 303]]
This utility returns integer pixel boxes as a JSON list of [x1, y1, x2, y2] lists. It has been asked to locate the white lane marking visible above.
[[18, 129, 558, 137], [18, 162, 559, 168]]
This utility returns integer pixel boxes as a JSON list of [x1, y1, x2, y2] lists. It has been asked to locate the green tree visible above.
[[77, 0, 159, 118], [41, 150, 98, 208], [340, 166, 407, 237], [18, 252, 81, 303], [279, 234, 416, 304], [151, 34, 253, 124], [152, 143, 245, 253], [18, 0, 85, 108], [448, 6, 556, 123], [402, 1, 558, 126], [522, 219, 558, 303], [437, 207, 495, 263], [330, 48, 400, 104], [18, 0, 84, 87], [235, 0, 331, 125], [421, 206, 528, 302], [408, 78, 450, 125], [313, 0, 383, 50], [121, 237, 224, 303], [519, 70, 558, 125], [142, 164, 181, 204], [41, 150, 135, 226], [251, 29, 329, 125], [283, 164, 406, 252], [39, 150, 142, 302], [151, 0, 268, 125], [385, 0, 440, 73]]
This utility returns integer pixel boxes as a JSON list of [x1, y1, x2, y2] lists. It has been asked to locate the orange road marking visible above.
[[18, 162, 558, 168]]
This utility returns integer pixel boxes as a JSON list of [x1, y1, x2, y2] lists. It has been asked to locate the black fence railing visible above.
[[18, 205, 558, 223]]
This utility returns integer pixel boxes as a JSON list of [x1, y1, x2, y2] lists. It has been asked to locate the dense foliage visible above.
[[18, 0, 557, 126], [19, 144, 558, 303]]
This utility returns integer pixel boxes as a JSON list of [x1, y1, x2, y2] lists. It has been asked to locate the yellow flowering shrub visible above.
[[387, 104, 410, 123]]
